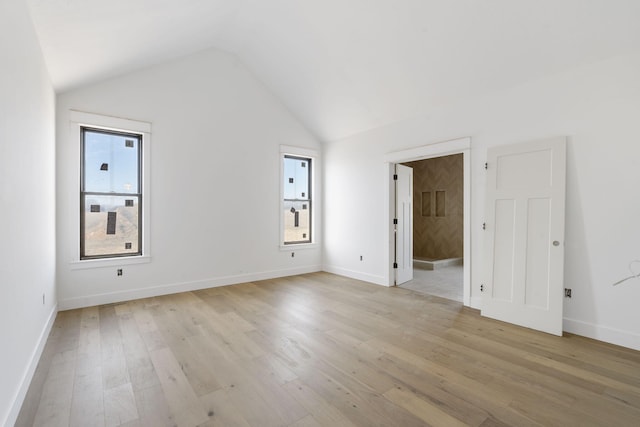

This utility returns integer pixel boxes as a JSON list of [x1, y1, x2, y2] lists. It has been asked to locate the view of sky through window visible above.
[[84, 130, 139, 194], [283, 157, 309, 200]]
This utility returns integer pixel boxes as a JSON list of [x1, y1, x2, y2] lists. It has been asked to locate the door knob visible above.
[[553, 241, 560, 246]]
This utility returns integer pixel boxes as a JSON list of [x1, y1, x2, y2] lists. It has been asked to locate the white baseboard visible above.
[[322, 265, 389, 287], [563, 317, 640, 351], [5, 304, 58, 427], [58, 265, 322, 311]]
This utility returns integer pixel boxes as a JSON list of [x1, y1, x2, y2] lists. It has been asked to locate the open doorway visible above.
[[384, 137, 471, 306], [400, 154, 464, 302]]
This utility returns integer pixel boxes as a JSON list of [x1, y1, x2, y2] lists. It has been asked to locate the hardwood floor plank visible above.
[[250, 353, 299, 385], [131, 384, 175, 427], [374, 351, 540, 427], [300, 329, 397, 394], [239, 358, 309, 424], [100, 306, 131, 391], [103, 382, 138, 427], [288, 414, 323, 427], [295, 358, 426, 427], [69, 367, 104, 427], [17, 272, 640, 427], [282, 379, 357, 427], [168, 335, 223, 396], [148, 347, 210, 426], [364, 339, 505, 426], [384, 386, 468, 427], [32, 359, 75, 427], [198, 388, 251, 427], [437, 327, 640, 424], [69, 307, 105, 426]]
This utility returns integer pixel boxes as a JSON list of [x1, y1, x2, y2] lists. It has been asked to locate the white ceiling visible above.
[[26, 0, 640, 141]]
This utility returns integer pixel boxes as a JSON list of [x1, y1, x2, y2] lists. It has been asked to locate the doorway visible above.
[[385, 138, 472, 306], [400, 154, 464, 301]]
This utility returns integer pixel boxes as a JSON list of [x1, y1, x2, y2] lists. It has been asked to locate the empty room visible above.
[[2, 0, 640, 426]]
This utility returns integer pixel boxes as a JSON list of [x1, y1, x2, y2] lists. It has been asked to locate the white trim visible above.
[[4, 304, 58, 427], [67, 110, 152, 268], [70, 255, 152, 270], [280, 144, 318, 158], [70, 110, 151, 133], [323, 265, 388, 287], [58, 266, 322, 310], [279, 243, 319, 251], [462, 146, 472, 307], [563, 317, 640, 351], [384, 137, 471, 163], [384, 137, 472, 305]]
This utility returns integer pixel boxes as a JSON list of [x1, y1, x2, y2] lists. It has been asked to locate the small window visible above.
[[80, 127, 142, 259], [283, 155, 312, 244]]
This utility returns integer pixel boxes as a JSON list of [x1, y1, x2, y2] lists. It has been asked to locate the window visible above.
[[283, 155, 312, 244], [80, 127, 142, 259]]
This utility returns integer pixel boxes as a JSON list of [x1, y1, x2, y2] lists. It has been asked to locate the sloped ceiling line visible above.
[[26, 0, 640, 141]]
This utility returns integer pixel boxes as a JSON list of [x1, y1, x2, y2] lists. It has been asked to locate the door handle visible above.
[[553, 241, 560, 246]]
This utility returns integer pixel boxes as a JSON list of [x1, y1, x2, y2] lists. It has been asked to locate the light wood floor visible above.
[[16, 272, 640, 426]]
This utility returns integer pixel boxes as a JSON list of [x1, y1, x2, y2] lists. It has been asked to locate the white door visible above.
[[482, 137, 566, 335], [395, 164, 413, 285]]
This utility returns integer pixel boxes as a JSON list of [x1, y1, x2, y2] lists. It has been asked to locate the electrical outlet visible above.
[[117, 268, 123, 276], [564, 288, 572, 298]]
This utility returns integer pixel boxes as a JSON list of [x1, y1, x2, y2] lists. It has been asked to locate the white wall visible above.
[[324, 52, 640, 351], [56, 48, 322, 309], [0, 0, 57, 425]]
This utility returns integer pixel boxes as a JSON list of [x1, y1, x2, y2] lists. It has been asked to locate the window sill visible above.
[[70, 255, 151, 270], [279, 243, 319, 251]]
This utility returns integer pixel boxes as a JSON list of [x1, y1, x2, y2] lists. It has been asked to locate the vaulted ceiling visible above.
[[26, 0, 640, 141]]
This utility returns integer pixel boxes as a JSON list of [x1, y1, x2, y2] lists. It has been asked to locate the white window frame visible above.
[[69, 110, 151, 269], [280, 145, 319, 249]]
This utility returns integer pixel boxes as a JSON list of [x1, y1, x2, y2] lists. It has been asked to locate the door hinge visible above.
[[393, 174, 398, 180], [393, 262, 398, 269], [480, 284, 484, 292], [393, 218, 398, 225], [484, 162, 488, 170], [482, 222, 486, 230]]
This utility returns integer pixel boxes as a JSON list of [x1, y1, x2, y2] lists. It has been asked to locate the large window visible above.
[[283, 155, 312, 244], [81, 127, 142, 259]]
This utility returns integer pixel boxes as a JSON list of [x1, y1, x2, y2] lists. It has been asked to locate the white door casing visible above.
[[383, 138, 471, 303], [395, 164, 413, 285], [482, 137, 567, 335]]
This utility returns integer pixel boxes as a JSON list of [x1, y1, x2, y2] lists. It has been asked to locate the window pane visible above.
[[284, 200, 310, 243], [82, 195, 139, 257], [283, 156, 309, 200], [84, 129, 139, 194]]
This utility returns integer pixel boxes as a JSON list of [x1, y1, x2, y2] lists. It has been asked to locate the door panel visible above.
[[496, 149, 552, 189], [482, 137, 566, 336], [395, 164, 413, 285], [492, 199, 516, 301], [525, 198, 551, 309]]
